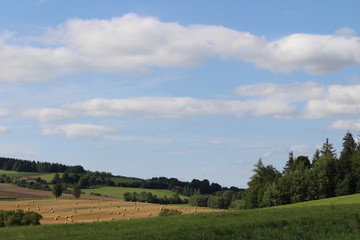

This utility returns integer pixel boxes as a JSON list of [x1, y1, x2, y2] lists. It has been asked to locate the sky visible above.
[[0, 0, 359, 188]]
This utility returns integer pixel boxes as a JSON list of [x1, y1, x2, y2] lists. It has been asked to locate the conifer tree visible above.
[[312, 149, 321, 165], [283, 151, 294, 174], [320, 138, 336, 157]]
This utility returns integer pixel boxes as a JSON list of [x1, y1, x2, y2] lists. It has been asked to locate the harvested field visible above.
[[0, 198, 220, 225], [0, 183, 221, 225]]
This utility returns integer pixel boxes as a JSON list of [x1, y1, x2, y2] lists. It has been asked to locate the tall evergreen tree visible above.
[[312, 149, 321, 165], [340, 131, 356, 161], [320, 138, 336, 158], [283, 151, 294, 174], [339, 131, 356, 174]]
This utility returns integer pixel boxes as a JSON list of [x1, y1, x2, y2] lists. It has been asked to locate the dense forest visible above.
[[0, 157, 85, 174], [240, 131, 360, 209]]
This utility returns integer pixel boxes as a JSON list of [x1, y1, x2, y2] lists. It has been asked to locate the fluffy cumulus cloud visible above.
[[236, 81, 360, 119], [42, 123, 117, 140], [304, 85, 360, 118], [0, 14, 359, 82], [22, 81, 360, 123]]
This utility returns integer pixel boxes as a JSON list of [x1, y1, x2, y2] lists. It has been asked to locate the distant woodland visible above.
[[0, 156, 242, 205]]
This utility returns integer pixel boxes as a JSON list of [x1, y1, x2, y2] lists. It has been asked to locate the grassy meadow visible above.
[[1, 193, 360, 239], [0, 170, 58, 182], [82, 186, 188, 199]]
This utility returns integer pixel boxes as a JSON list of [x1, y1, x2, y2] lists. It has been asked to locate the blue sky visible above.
[[0, 0, 359, 188]]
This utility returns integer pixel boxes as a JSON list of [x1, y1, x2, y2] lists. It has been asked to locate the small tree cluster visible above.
[[0, 210, 42, 227]]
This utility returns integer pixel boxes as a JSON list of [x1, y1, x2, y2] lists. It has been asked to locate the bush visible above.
[[188, 195, 209, 207], [0, 210, 42, 227], [159, 208, 182, 216]]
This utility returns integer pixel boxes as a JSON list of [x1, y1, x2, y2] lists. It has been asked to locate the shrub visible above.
[[159, 208, 182, 216]]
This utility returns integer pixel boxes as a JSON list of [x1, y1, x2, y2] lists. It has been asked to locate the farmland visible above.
[[0, 198, 214, 225], [0, 192, 360, 239]]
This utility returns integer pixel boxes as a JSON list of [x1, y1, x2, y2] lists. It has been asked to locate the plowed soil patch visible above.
[[0, 183, 54, 199]]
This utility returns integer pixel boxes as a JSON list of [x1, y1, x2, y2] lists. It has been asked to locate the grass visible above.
[[275, 192, 360, 208], [0, 201, 360, 240], [111, 176, 142, 185], [0, 170, 59, 182], [82, 186, 188, 200]]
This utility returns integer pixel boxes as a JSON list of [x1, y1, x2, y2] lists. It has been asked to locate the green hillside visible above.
[[82, 186, 188, 200], [275, 192, 360, 208]]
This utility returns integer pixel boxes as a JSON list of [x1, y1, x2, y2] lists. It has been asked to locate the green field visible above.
[[1, 193, 360, 239], [111, 176, 142, 185], [0, 170, 58, 182], [82, 186, 188, 199]]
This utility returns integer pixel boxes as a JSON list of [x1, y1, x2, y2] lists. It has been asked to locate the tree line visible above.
[[123, 191, 186, 204], [0, 157, 237, 196], [241, 131, 360, 209], [0, 157, 85, 173]]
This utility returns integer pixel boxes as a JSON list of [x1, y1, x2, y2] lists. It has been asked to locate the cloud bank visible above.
[[0, 14, 359, 82]]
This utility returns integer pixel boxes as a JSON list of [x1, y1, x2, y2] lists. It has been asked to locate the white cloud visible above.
[[235, 81, 325, 101], [0, 14, 359, 82], [203, 140, 224, 145], [236, 82, 360, 119], [22, 82, 360, 122], [333, 27, 357, 37], [0, 109, 8, 117], [23, 108, 76, 122], [304, 85, 360, 118], [64, 97, 295, 119], [0, 126, 8, 133], [42, 123, 117, 140], [328, 120, 360, 130]]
